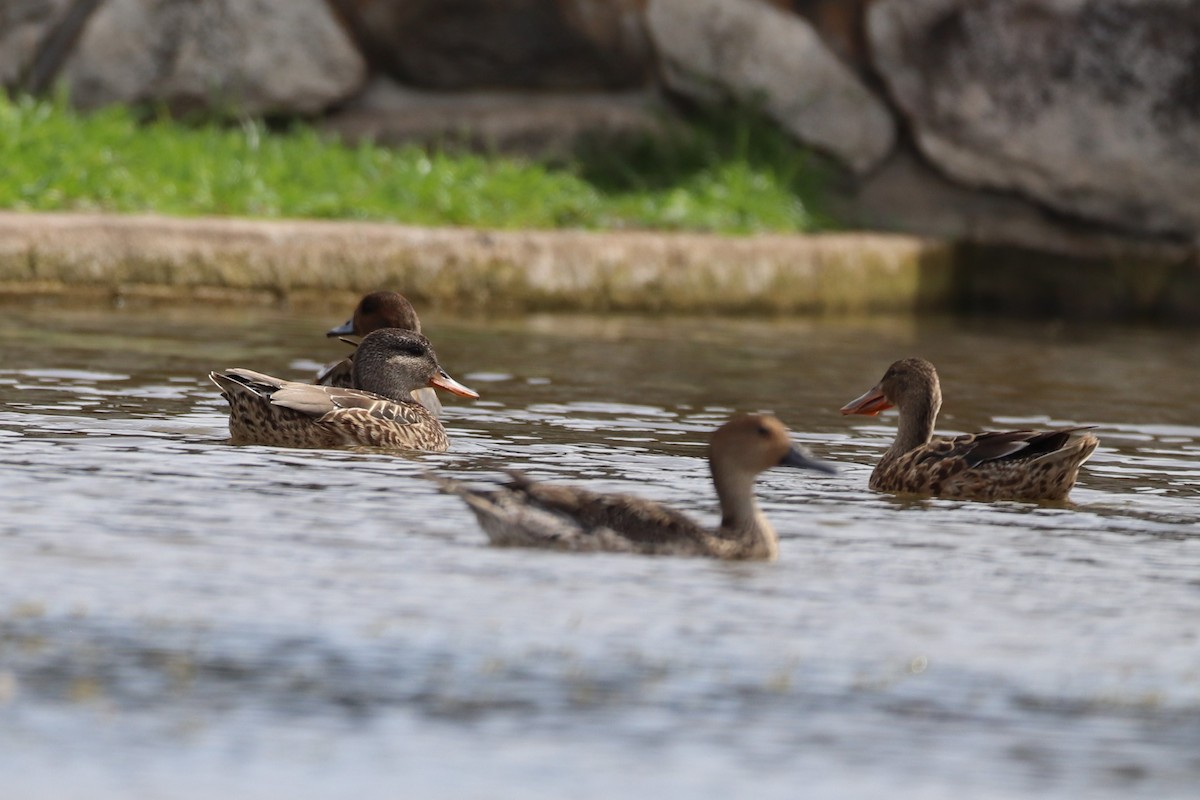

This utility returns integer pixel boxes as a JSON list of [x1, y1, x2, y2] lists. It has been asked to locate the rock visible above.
[[322, 77, 667, 159], [869, 0, 1200, 236], [61, 0, 365, 116], [646, 0, 895, 175], [0, 0, 75, 90], [830, 145, 1192, 261], [334, 0, 652, 90], [780, 1, 874, 74]]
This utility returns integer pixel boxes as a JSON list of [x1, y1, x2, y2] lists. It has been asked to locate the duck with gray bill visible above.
[[437, 414, 835, 560]]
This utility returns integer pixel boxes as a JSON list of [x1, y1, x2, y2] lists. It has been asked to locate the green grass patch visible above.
[[0, 93, 832, 233]]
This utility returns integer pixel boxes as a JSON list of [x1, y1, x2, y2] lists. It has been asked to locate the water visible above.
[[1, 303, 1198, 799]]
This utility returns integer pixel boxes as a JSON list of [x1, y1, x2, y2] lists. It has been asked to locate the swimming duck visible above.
[[318, 291, 442, 417], [437, 414, 835, 560], [840, 357, 1098, 501], [211, 328, 478, 452]]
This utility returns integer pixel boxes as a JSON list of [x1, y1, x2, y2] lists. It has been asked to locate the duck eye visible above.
[[757, 426, 770, 437]]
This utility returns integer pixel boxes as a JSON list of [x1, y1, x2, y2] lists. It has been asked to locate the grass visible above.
[[0, 93, 832, 234]]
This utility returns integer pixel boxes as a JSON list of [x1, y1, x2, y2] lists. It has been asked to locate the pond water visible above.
[[1, 302, 1197, 800]]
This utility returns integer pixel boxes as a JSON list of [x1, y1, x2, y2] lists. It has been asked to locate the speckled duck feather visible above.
[[871, 427, 1099, 501], [210, 369, 450, 452]]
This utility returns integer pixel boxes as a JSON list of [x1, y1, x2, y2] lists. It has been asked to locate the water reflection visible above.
[[0, 304, 1197, 800]]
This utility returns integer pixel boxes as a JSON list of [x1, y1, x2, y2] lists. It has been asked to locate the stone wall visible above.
[[4, 0, 1200, 250]]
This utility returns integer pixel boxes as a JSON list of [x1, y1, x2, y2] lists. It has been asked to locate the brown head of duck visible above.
[[328, 291, 422, 337]]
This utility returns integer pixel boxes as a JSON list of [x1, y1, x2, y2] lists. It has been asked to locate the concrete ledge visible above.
[[0, 212, 953, 315], [0, 212, 1195, 321]]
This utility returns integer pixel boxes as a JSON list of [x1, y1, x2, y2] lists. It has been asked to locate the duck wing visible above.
[[921, 426, 1097, 468], [504, 472, 709, 545], [882, 426, 1099, 500], [269, 381, 432, 428], [438, 472, 710, 553]]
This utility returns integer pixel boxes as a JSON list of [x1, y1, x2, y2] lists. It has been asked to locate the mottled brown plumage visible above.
[[437, 414, 835, 560], [317, 291, 443, 417], [840, 357, 1098, 501], [211, 328, 477, 452]]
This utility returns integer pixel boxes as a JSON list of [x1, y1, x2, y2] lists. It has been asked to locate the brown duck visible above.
[[318, 291, 442, 417], [437, 414, 835, 560], [840, 357, 1098, 501], [211, 328, 478, 452]]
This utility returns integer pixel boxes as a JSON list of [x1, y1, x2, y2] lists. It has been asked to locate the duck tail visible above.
[[1032, 427, 1100, 469]]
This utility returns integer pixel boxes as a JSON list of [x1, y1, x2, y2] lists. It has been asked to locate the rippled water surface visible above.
[[2, 303, 1198, 799]]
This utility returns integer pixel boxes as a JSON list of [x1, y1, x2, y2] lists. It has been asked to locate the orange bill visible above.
[[429, 370, 480, 399], [840, 384, 893, 416]]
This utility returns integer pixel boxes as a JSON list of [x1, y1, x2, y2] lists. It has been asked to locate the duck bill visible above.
[[326, 318, 355, 337], [429, 370, 479, 399], [779, 445, 836, 475], [840, 384, 894, 416]]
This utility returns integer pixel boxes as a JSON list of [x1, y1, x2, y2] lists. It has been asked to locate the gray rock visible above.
[[62, 0, 365, 116], [646, 0, 895, 174], [0, 0, 74, 90], [338, 0, 653, 90], [831, 146, 1190, 261], [870, 0, 1200, 236]]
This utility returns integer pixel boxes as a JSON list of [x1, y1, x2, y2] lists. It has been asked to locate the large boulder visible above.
[[831, 145, 1194, 262], [61, 0, 365, 116], [0, 0, 74, 90], [335, 0, 653, 90], [646, 0, 895, 175], [870, 0, 1200, 236]]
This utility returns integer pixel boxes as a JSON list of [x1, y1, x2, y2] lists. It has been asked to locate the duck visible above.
[[840, 357, 1098, 501], [437, 414, 835, 560], [211, 328, 478, 452], [318, 291, 442, 417]]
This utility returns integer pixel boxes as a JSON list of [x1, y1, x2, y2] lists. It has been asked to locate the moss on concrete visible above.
[[0, 212, 951, 315], [0, 212, 1193, 321]]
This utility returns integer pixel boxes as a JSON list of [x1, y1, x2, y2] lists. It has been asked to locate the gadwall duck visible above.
[[840, 357, 1098, 501], [318, 291, 442, 417], [211, 328, 478, 452], [438, 414, 834, 560]]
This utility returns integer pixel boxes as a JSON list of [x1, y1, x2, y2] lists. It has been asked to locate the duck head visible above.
[[840, 357, 941, 418], [352, 328, 478, 402], [328, 291, 422, 337], [710, 414, 835, 478]]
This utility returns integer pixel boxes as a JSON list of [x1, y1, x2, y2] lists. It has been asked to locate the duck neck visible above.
[[712, 464, 778, 560], [891, 392, 940, 457]]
